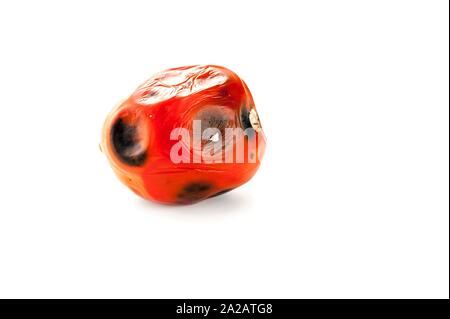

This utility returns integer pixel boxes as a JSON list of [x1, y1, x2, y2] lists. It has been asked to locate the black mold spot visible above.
[[240, 107, 252, 130], [177, 182, 212, 203], [197, 109, 232, 145], [199, 111, 229, 130], [240, 107, 255, 138], [111, 118, 147, 166]]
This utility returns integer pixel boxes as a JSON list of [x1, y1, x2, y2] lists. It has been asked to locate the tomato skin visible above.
[[101, 65, 266, 204]]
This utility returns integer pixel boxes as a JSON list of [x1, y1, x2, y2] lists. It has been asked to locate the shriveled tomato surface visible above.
[[101, 65, 266, 204]]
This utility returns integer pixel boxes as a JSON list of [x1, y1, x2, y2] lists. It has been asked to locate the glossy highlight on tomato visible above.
[[101, 65, 266, 204]]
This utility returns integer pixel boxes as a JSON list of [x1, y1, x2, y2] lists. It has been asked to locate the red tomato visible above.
[[101, 65, 266, 204]]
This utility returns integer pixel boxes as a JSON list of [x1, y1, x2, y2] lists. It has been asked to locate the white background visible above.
[[0, 0, 448, 298]]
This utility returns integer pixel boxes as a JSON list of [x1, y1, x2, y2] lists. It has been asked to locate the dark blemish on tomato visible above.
[[198, 110, 230, 130], [111, 118, 147, 166], [177, 182, 212, 203], [240, 107, 255, 138], [240, 107, 252, 130], [219, 87, 229, 97]]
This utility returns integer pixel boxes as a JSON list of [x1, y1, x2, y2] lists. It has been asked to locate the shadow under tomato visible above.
[[136, 190, 248, 216]]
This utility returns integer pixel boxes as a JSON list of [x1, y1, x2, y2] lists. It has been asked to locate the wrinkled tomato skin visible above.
[[101, 65, 266, 204]]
